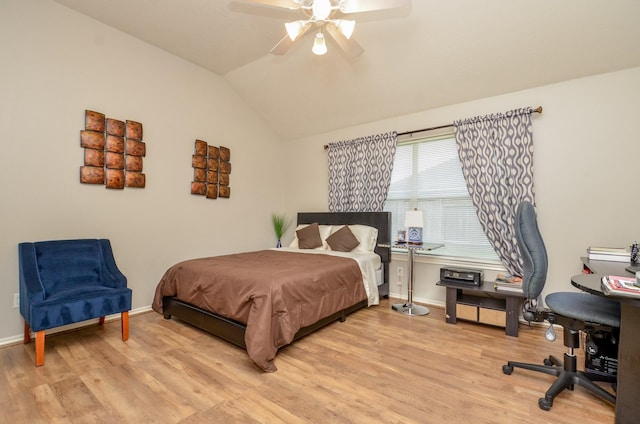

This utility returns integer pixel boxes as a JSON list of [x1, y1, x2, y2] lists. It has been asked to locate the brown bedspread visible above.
[[152, 250, 366, 372]]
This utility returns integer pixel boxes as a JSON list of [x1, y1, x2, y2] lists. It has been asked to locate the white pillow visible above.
[[288, 224, 333, 250], [328, 225, 378, 253]]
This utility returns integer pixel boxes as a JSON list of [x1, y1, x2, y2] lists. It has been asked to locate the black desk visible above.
[[573, 260, 640, 424]]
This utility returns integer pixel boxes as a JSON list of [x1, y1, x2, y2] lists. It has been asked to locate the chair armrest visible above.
[[18, 243, 45, 316], [99, 239, 127, 288]]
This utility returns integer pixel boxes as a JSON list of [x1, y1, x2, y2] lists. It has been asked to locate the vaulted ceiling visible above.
[[53, 0, 640, 140]]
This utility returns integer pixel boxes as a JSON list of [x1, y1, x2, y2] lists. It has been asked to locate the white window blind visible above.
[[383, 131, 499, 261]]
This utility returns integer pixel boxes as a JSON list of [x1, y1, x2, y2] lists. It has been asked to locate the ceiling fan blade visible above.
[[242, 0, 301, 10], [339, 0, 410, 14], [270, 35, 296, 55], [270, 24, 311, 55], [325, 24, 364, 59]]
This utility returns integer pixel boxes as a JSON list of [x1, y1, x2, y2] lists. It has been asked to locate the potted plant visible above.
[[271, 213, 290, 248]]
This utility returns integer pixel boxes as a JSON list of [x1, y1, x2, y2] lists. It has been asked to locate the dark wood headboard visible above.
[[297, 212, 392, 289]]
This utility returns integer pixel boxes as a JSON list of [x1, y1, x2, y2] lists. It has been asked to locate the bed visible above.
[[151, 211, 390, 372]]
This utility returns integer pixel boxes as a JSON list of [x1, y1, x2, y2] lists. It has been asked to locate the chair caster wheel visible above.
[[502, 365, 513, 375], [543, 358, 553, 366], [538, 398, 552, 411]]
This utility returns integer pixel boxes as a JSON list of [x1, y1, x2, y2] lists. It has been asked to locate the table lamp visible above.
[[404, 209, 424, 245]]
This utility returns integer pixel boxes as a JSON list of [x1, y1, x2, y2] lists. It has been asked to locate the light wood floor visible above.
[[0, 298, 615, 423]]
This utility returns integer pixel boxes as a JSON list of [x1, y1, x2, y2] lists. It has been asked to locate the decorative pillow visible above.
[[326, 225, 360, 252], [295, 222, 323, 249], [329, 224, 378, 253], [289, 224, 333, 250]]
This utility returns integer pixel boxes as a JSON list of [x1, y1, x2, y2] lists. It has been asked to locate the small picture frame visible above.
[[397, 230, 406, 243]]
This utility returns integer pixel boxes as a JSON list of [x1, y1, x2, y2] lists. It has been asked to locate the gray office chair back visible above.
[[506, 201, 619, 410], [515, 201, 548, 300]]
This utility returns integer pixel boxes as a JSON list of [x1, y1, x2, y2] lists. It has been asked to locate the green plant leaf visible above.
[[271, 213, 290, 239]]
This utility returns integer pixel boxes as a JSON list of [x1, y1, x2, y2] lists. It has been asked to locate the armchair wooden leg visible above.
[[35, 330, 45, 367], [99, 316, 105, 325], [24, 321, 31, 344], [121, 311, 129, 341]]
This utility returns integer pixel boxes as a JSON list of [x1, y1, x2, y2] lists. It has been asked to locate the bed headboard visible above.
[[297, 211, 392, 290]]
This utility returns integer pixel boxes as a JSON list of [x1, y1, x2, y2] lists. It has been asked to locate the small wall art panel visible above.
[[125, 155, 143, 172], [85, 110, 105, 132], [190, 139, 231, 200], [106, 118, 125, 137], [84, 149, 104, 167], [80, 166, 105, 184], [105, 169, 125, 189], [80, 110, 146, 189]]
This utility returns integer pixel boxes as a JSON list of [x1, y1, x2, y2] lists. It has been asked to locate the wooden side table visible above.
[[437, 280, 525, 336]]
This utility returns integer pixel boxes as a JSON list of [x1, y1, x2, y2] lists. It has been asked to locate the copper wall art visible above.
[[191, 140, 231, 199], [80, 110, 146, 189]]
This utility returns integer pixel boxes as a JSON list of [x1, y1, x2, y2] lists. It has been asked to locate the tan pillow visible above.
[[326, 225, 360, 252], [340, 225, 378, 253], [288, 224, 332, 249], [296, 222, 323, 249]]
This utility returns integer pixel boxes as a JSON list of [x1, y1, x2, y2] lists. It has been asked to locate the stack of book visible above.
[[601, 275, 640, 298], [494, 274, 523, 293], [587, 246, 631, 263]]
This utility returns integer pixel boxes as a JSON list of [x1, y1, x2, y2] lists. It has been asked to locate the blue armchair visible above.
[[19, 238, 132, 366]]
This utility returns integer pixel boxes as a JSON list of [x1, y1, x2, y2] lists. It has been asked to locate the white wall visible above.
[[0, 0, 285, 341], [284, 67, 640, 306], [2, 1, 638, 344]]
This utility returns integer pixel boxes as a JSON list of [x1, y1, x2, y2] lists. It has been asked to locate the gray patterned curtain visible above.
[[327, 131, 397, 212], [454, 108, 535, 275]]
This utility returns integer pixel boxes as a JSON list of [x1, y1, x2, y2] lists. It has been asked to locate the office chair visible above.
[[502, 201, 620, 411]]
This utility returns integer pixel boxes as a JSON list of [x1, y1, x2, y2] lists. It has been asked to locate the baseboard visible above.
[[0, 305, 153, 348], [1, 303, 553, 349], [387, 294, 446, 309]]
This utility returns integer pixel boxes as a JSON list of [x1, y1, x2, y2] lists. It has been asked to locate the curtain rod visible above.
[[323, 106, 543, 149], [396, 106, 543, 137], [396, 123, 454, 137]]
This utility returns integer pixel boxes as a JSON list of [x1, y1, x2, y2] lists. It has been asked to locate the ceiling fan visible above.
[[243, 0, 409, 58]]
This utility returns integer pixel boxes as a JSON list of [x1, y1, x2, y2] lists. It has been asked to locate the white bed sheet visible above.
[[375, 268, 383, 286], [272, 247, 381, 306]]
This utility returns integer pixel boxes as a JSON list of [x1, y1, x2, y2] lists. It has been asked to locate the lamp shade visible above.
[[404, 210, 424, 229], [312, 32, 327, 55], [405, 209, 424, 244], [285, 21, 305, 41], [334, 19, 356, 39]]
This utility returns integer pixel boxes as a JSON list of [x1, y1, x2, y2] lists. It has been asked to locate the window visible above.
[[383, 129, 499, 261]]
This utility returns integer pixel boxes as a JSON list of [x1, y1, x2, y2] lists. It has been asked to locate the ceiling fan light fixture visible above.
[[312, 31, 328, 55], [285, 20, 306, 41], [334, 19, 355, 39], [312, 0, 333, 20]]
